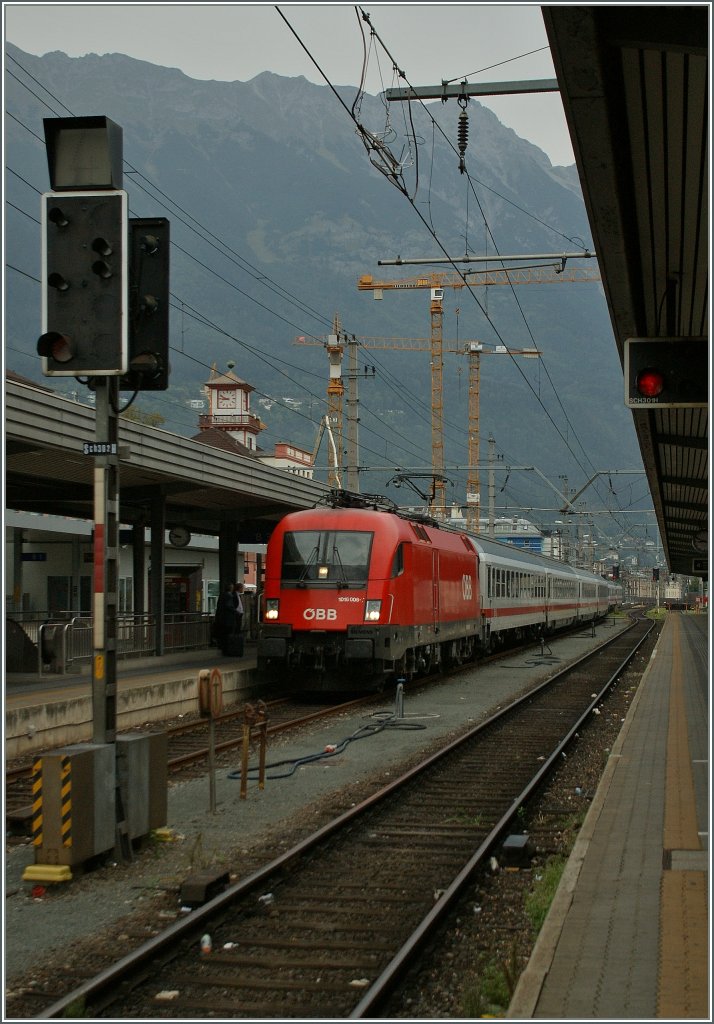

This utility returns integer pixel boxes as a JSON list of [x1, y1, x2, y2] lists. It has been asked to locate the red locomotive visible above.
[[257, 492, 621, 691]]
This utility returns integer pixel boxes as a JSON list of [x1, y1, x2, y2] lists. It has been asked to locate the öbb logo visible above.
[[303, 608, 337, 621]]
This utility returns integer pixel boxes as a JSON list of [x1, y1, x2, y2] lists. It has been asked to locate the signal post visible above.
[[27, 117, 170, 881]]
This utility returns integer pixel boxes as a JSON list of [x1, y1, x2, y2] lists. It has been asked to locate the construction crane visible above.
[[297, 314, 345, 488], [296, 328, 539, 528], [357, 263, 601, 517], [311, 415, 341, 488]]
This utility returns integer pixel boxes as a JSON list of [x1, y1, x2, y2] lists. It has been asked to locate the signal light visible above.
[[635, 367, 665, 399], [624, 337, 707, 408], [37, 331, 73, 363], [38, 190, 128, 376], [47, 272, 70, 292], [121, 217, 170, 391]]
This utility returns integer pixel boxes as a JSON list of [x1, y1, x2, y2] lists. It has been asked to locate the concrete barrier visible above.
[[5, 665, 260, 759]]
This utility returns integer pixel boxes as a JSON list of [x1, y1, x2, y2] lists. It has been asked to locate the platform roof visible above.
[[544, 7, 709, 578], [5, 378, 328, 540]]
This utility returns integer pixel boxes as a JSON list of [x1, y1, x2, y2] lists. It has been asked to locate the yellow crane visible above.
[[298, 314, 345, 488], [296, 327, 539, 528], [357, 264, 601, 519]]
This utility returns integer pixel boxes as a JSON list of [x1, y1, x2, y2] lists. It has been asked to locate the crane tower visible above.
[[357, 264, 601, 518]]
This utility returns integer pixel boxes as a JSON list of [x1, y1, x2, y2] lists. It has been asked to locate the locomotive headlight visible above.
[[364, 599, 382, 622], [265, 599, 280, 621], [318, 565, 329, 579]]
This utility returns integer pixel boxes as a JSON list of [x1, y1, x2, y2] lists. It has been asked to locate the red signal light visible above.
[[37, 331, 74, 363], [635, 367, 665, 398], [625, 338, 706, 408]]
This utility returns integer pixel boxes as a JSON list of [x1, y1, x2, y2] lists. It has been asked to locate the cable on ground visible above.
[[227, 710, 427, 782]]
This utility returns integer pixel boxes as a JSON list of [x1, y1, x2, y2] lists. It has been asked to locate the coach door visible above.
[[544, 573, 552, 630]]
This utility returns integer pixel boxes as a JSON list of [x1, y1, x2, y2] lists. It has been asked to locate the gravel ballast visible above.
[[4, 617, 643, 1016]]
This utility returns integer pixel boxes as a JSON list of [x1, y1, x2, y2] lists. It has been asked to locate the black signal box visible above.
[[624, 337, 708, 409]]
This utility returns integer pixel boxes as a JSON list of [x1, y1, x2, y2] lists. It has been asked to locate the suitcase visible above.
[[223, 631, 244, 657]]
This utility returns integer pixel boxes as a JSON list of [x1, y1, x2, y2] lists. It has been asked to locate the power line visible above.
[[275, 6, 642, 531]]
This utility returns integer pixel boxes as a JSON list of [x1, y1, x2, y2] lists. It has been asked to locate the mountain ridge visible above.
[[4, 42, 644, 518]]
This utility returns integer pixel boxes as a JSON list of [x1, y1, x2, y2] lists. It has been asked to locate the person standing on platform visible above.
[[214, 583, 237, 655], [234, 583, 245, 637]]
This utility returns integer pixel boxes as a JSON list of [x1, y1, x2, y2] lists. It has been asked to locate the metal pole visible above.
[[240, 715, 251, 800], [395, 681, 405, 720], [208, 715, 216, 814], [257, 703, 267, 791], [345, 335, 360, 492], [488, 435, 496, 538], [92, 378, 119, 744]]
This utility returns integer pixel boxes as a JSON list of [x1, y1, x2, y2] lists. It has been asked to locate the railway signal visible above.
[[38, 190, 128, 376], [37, 116, 128, 379], [121, 217, 171, 391], [624, 337, 707, 408]]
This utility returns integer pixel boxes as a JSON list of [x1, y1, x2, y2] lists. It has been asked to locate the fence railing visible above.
[[7, 613, 215, 675]]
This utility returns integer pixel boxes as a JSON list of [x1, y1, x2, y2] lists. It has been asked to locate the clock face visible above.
[[169, 526, 191, 547], [217, 389, 236, 409], [692, 530, 708, 553]]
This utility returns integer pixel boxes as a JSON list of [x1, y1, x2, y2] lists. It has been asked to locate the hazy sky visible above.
[[3, 2, 576, 165]]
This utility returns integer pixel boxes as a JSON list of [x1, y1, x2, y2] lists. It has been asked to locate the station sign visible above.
[[83, 441, 118, 455]]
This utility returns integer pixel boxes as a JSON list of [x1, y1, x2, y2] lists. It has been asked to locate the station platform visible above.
[[509, 611, 710, 1019], [4, 643, 259, 759], [4, 643, 254, 699]]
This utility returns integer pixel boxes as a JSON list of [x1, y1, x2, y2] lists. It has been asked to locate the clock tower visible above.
[[198, 363, 265, 451]]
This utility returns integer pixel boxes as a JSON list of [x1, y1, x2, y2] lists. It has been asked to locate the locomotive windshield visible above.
[[281, 530, 373, 587]]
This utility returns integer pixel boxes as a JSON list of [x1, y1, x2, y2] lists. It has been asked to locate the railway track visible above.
[[6, 621, 598, 829], [32, 616, 653, 1019], [5, 695, 373, 834]]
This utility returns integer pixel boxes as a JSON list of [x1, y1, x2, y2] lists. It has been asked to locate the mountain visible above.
[[4, 43, 645, 521]]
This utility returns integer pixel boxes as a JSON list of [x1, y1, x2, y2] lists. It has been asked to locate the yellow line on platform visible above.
[[658, 614, 709, 1019]]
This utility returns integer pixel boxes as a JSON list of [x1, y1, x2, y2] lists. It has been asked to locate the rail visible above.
[[35, 618, 653, 1018]]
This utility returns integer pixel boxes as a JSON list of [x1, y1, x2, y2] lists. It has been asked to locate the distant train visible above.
[[257, 492, 623, 691]]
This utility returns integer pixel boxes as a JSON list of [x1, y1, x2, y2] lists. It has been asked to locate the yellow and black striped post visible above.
[[60, 755, 72, 848], [31, 757, 43, 847]]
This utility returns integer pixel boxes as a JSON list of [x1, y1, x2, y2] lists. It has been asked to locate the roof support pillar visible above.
[[150, 494, 166, 655]]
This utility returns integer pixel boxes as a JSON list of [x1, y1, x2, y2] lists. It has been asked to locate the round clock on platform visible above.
[[169, 525, 191, 547]]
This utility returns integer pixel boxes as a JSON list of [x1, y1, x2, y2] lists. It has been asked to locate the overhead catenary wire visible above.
[[272, 7, 644, 533], [5, 45, 650, 535], [5, 57, 442, 469], [6, 119, 434, 464]]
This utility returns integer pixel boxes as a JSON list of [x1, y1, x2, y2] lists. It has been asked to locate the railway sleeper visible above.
[[204, 951, 381, 970], [173, 972, 374, 993]]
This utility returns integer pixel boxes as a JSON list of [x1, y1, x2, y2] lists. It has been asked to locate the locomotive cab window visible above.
[[391, 542, 405, 578], [281, 530, 373, 587]]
